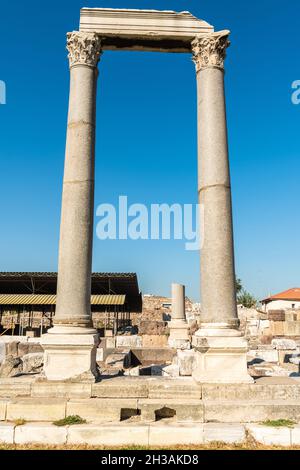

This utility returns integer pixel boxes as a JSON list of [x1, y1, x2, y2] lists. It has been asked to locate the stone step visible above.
[[3, 396, 300, 424], [31, 381, 92, 399], [2, 376, 300, 401], [138, 398, 204, 422], [5, 398, 65, 422], [67, 398, 138, 422], [92, 377, 148, 398], [1, 397, 140, 423], [1, 421, 300, 447], [91, 377, 201, 399], [0, 377, 34, 398], [201, 381, 300, 400], [203, 400, 300, 423], [147, 378, 202, 399], [94, 377, 300, 401]]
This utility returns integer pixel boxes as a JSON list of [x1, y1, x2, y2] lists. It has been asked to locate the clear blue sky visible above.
[[0, 1, 299, 301]]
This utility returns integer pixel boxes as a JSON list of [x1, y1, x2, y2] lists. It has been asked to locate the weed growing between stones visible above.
[[53, 415, 87, 426], [261, 419, 296, 428]]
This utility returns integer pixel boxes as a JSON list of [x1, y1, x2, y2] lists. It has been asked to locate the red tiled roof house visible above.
[[261, 288, 300, 312]]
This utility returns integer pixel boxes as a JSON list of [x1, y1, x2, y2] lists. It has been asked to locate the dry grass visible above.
[[14, 419, 26, 426], [1, 440, 300, 451]]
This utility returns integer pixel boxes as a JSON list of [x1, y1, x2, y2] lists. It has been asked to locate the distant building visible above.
[[261, 288, 300, 312]]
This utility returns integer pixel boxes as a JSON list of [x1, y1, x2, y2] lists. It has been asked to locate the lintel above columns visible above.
[[79, 8, 214, 53]]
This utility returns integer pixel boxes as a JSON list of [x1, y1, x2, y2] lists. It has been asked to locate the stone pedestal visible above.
[[168, 321, 190, 349], [192, 326, 252, 383], [41, 327, 99, 382]]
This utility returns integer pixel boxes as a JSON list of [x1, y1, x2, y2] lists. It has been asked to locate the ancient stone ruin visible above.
[[0, 8, 300, 448]]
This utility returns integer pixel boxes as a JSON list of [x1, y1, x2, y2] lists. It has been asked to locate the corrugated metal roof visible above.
[[0, 294, 126, 305], [91, 295, 125, 305], [0, 294, 56, 305], [0, 272, 136, 278]]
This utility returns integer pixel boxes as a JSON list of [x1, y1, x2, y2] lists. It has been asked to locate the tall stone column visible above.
[[191, 31, 252, 383], [41, 31, 102, 382]]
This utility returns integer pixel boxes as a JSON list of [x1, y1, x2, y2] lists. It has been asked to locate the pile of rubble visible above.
[[132, 294, 200, 325], [248, 338, 300, 378], [0, 337, 44, 378]]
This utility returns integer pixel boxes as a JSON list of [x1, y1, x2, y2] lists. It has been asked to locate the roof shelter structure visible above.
[[0, 272, 141, 337], [0, 272, 141, 312]]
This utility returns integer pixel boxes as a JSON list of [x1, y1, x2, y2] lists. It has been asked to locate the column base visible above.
[[192, 327, 253, 384], [41, 327, 99, 382], [168, 320, 190, 349]]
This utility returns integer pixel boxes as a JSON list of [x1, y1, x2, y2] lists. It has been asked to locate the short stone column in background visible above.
[[191, 31, 252, 383], [168, 284, 190, 350], [41, 32, 102, 382]]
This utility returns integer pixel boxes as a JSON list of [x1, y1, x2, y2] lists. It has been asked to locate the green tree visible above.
[[237, 289, 257, 308], [235, 278, 243, 295], [236, 277, 257, 308]]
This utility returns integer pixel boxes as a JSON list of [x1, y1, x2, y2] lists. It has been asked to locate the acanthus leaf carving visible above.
[[67, 31, 102, 68], [192, 30, 230, 73]]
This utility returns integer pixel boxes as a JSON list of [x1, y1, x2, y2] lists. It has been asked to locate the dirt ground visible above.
[[1, 441, 300, 450]]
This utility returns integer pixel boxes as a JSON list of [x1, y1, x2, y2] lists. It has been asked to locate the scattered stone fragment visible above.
[[289, 355, 300, 366], [272, 339, 297, 350], [0, 355, 22, 377], [162, 364, 180, 377], [21, 353, 44, 374]]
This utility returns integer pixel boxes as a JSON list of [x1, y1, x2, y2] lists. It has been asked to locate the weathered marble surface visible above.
[[79, 8, 213, 52]]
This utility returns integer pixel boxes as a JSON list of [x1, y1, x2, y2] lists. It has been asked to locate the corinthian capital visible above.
[[191, 30, 230, 73], [66, 31, 102, 68]]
